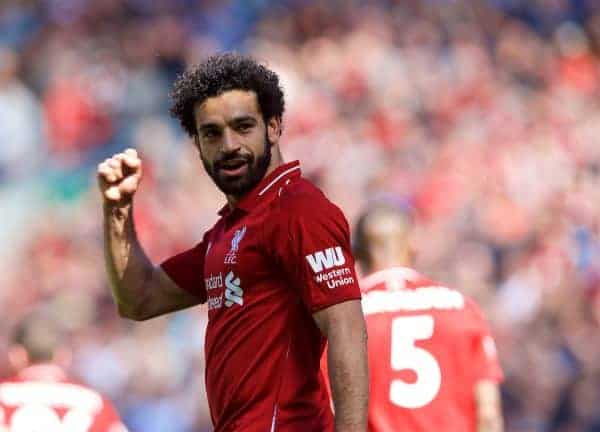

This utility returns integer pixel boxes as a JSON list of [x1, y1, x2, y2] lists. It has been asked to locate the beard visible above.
[[202, 134, 272, 198]]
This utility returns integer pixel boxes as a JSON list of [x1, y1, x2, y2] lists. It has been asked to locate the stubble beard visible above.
[[202, 135, 272, 198]]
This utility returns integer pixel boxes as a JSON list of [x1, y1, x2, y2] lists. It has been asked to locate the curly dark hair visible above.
[[169, 52, 285, 137]]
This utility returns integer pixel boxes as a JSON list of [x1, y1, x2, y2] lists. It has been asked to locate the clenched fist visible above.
[[97, 148, 142, 203]]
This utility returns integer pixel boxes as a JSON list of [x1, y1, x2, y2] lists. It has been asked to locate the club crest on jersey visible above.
[[224, 226, 247, 264]]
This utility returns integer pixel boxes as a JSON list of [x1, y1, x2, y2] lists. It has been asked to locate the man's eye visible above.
[[238, 123, 253, 132], [204, 130, 219, 138]]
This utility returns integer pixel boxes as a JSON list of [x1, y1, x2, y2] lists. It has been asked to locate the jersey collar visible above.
[[361, 267, 421, 292], [218, 160, 302, 217]]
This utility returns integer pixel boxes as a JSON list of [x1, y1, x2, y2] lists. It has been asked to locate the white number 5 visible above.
[[390, 315, 441, 408]]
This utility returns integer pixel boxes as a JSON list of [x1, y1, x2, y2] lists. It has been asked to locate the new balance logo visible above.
[[224, 271, 243, 307], [305, 247, 345, 273]]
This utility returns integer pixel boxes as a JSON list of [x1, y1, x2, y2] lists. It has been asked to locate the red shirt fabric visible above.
[[161, 161, 362, 432], [346, 267, 502, 432], [0, 364, 126, 432]]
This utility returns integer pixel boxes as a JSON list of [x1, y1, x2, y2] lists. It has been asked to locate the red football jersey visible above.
[[347, 267, 502, 432], [0, 364, 127, 432], [161, 161, 361, 432]]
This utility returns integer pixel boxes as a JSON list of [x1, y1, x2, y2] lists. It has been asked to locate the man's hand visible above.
[[97, 148, 142, 203]]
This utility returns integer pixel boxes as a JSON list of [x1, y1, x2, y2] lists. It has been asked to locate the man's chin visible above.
[[215, 176, 256, 197]]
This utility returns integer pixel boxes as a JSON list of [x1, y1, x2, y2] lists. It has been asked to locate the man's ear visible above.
[[8, 345, 29, 372], [266, 116, 282, 145], [193, 134, 204, 156]]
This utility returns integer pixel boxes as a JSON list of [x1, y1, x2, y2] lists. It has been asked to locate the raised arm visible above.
[[98, 148, 202, 320], [314, 300, 369, 432]]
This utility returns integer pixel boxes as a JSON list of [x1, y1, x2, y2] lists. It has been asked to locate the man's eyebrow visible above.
[[198, 116, 257, 130], [230, 115, 258, 124], [198, 122, 221, 131]]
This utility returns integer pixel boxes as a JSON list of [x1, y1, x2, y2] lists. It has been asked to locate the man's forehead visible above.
[[194, 90, 261, 124]]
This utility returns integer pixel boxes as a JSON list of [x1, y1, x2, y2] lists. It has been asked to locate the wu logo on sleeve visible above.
[[224, 226, 247, 264], [305, 246, 345, 273]]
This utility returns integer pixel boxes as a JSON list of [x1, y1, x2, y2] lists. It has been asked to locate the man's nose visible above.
[[222, 128, 241, 153]]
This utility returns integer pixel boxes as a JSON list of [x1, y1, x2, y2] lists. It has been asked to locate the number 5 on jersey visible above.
[[7, 404, 93, 432], [390, 315, 442, 409]]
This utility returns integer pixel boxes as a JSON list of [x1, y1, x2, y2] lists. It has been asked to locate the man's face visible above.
[[194, 90, 275, 197]]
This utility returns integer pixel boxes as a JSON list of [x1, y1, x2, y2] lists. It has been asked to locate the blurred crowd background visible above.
[[2, 0, 600, 430]]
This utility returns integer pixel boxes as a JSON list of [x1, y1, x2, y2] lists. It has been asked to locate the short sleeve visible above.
[[467, 301, 504, 383], [160, 235, 209, 303], [272, 193, 362, 312]]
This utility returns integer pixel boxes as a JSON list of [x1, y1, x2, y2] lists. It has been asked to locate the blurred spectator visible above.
[[0, 308, 128, 431], [0, 45, 43, 181]]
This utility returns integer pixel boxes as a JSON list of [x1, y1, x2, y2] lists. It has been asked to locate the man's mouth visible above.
[[217, 159, 249, 177]]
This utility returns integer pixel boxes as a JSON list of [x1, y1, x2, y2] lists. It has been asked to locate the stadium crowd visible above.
[[2, 0, 600, 430]]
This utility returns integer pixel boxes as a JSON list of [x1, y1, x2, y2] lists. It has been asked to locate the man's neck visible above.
[[371, 254, 413, 273]]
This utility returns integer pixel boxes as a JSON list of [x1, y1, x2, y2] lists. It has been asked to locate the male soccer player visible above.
[[350, 202, 504, 432], [97, 53, 368, 432], [0, 310, 127, 432]]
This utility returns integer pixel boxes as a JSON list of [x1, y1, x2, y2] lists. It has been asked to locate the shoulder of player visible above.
[[272, 177, 346, 220], [434, 287, 487, 322], [361, 268, 440, 292]]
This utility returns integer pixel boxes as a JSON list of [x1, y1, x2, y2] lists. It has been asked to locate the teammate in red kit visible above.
[[0, 310, 127, 432], [350, 202, 504, 432], [97, 53, 368, 432]]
